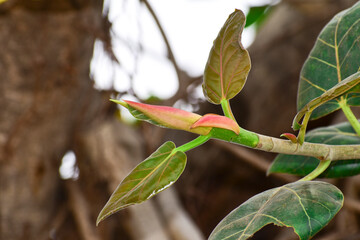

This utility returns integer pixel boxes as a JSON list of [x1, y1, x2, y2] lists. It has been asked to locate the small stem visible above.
[[299, 159, 331, 181], [341, 103, 360, 136], [211, 127, 360, 161], [174, 134, 211, 153], [297, 110, 313, 145], [221, 99, 236, 122]]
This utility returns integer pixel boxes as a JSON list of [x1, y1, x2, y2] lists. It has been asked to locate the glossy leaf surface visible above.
[[203, 9, 251, 104], [297, 2, 360, 122], [97, 141, 186, 225], [269, 121, 360, 178], [209, 181, 343, 240]]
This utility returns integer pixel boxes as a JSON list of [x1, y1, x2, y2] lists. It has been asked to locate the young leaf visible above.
[[280, 133, 298, 143], [203, 9, 251, 104], [191, 114, 240, 134], [209, 181, 343, 240], [297, 1, 360, 121], [293, 71, 360, 130], [112, 99, 212, 135], [269, 121, 360, 178], [97, 141, 186, 225]]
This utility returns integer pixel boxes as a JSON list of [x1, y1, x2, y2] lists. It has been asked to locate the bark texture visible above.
[[0, 1, 205, 239], [1, 1, 103, 239], [1, 0, 359, 240]]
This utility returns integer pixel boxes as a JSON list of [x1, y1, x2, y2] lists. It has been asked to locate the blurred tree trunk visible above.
[[0, 1, 104, 239], [0, 1, 205, 240]]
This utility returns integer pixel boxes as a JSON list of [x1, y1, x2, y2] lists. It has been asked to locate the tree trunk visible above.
[[0, 1, 205, 239], [0, 1, 103, 239]]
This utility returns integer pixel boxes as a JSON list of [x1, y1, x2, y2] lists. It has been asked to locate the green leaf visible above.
[[269, 121, 360, 178], [297, 1, 360, 122], [245, 5, 271, 28], [293, 72, 360, 130], [202, 9, 251, 104], [97, 141, 186, 225], [209, 181, 343, 240]]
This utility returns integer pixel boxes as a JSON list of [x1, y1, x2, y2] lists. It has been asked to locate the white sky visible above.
[[91, 0, 274, 100]]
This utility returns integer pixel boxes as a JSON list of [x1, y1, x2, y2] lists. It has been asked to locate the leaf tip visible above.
[[280, 133, 298, 143], [191, 114, 240, 134], [110, 99, 128, 108]]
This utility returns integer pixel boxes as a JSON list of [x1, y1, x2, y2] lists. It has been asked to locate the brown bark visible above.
[[0, 1, 103, 239], [0, 1, 205, 239]]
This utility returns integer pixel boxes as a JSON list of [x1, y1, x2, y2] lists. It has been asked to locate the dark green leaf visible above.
[[209, 181, 343, 240], [202, 9, 251, 104], [269, 121, 360, 178], [97, 141, 186, 225], [245, 6, 271, 28], [297, 2, 360, 122]]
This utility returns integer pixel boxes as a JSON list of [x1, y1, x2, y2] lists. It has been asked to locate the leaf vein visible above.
[[338, 17, 360, 47], [318, 37, 335, 48], [340, 35, 360, 67], [300, 76, 327, 92], [309, 56, 337, 69], [283, 186, 313, 234]]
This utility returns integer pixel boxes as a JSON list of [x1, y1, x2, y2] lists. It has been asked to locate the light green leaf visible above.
[[269, 121, 360, 178], [209, 181, 343, 240], [294, 72, 360, 130], [202, 9, 251, 104], [97, 141, 186, 225], [297, 1, 360, 123]]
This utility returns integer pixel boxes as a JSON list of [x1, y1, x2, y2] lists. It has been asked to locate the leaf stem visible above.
[[299, 159, 331, 181], [340, 103, 360, 136], [221, 99, 236, 122], [211, 127, 360, 161], [297, 110, 313, 145], [174, 134, 211, 153]]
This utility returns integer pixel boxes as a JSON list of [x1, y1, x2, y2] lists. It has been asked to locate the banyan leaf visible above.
[[296, 1, 360, 123], [209, 181, 343, 240], [97, 141, 186, 225], [202, 9, 251, 104], [269, 121, 360, 178], [191, 114, 240, 134], [245, 5, 271, 28], [111, 99, 212, 135], [293, 71, 360, 130]]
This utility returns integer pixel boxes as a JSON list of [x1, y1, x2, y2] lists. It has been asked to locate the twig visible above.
[[139, 0, 180, 77]]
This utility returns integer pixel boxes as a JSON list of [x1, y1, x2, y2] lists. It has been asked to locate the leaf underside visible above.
[[209, 181, 343, 240], [269, 121, 360, 178], [202, 9, 251, 104], [97, 141, 186, 225], [293, 72, 360, 129], [297, 1, 360, 122]]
